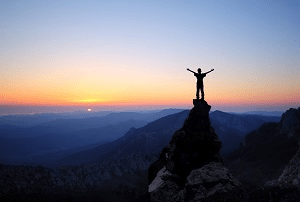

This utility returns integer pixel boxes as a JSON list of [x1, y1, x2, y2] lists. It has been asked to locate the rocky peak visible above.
[[273, 108, 300, 187], [148, 100, 244, 201], [260, 107, 300, 200], [182, 100, 212, 132], [279, 107, 300, 138], [261, 146, 300, 201]]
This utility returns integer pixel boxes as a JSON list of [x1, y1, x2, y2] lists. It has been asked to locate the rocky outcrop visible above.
[[225, 107, 300, 186], [148, 100, 244, 201], [270, 110, 300, 186], [279, 107, 300, 138], [263, 136, 300, 200], [275, 147, 300, 188]]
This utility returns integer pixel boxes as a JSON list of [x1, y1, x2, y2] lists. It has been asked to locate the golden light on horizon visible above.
[[72, 98, 108, 103], [88, 109, 92, 112]]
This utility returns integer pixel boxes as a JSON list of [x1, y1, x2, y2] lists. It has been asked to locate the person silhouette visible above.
[[187, 68, 214, 100]]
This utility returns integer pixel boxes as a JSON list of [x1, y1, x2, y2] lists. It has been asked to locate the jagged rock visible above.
[[279, 107, 300, 138], [184, 162, 243, 201], [226, 107, 300, 186], [275, 147, 300, 188], [241, 108, 300, 201], [148, 100, 244, 201], [261, 146, 300, 201], [149, 162, 244, 202]]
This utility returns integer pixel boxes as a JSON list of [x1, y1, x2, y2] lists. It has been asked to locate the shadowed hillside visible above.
[[53, 110, 190, 166], [225, 107, 300, 187], [0, 109, 184, 165]]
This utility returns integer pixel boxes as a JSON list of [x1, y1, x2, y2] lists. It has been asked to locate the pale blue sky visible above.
[[1, 0, 299, 114]]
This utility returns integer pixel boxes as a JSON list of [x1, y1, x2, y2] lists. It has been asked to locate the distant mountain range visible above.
[[210, 110, 280, 154], [51, 110, 280, 167], [0, 108, 280, 166], [0, 109, 184, 127], [52, 110, 190, 166], [0, 109, 184, 165], [1, 106, 298, 201], [231, 111, 284, 117]]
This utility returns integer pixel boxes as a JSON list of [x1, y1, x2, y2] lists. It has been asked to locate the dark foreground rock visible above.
[[0, 153, 155, 201], [148, 100, 244, 201], [256, 146, 300, 201], [149, 162, 244, 202], [231, 107, 300, 201]]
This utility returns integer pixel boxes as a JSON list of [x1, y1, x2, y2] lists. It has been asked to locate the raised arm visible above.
[[204, 69, 214, 74], [187, 68, 196, 74]]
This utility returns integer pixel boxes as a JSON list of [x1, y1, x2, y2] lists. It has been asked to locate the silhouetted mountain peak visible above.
[[279, 107, 300, 138], [260, 107, 300, 199], [212, 109, 227, 114], [148, 101, 244, 201], [182, 100, 212, 132]]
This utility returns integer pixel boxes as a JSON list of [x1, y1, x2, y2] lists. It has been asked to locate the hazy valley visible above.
[[0, 109, 280, 167], [2, 107, 300, 201]]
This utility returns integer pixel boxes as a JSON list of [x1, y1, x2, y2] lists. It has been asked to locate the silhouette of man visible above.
[[187, 68, 214, 100]]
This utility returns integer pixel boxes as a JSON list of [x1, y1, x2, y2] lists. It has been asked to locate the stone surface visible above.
[[245, 107, 300, 201], [148, 101, 244, 201], [266, 145, 300, 191], [225, 107, 300, 187]]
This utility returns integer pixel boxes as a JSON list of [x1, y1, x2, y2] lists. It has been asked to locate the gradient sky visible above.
[[1, 0, 299, 113]]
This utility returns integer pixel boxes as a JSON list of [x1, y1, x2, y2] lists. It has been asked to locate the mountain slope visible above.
[[210, 110, 280, 154], [53, 110, 280, 166], [54, 110, 190, 166], [0, 109, 185, 165], [225, 107, 300, 186], [0, 120, 147, 165]]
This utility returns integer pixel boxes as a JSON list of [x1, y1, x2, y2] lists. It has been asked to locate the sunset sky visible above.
[[1, 0, 299, 114]]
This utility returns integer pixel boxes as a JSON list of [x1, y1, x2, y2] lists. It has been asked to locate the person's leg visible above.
[[196, 84, 199, 99], [201, 86, 204, 100]]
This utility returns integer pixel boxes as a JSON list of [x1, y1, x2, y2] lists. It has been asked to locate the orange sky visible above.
[[1, 1, 299, 113]]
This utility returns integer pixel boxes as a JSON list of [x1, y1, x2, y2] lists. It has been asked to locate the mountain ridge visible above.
[[225, 107, 300, 187]]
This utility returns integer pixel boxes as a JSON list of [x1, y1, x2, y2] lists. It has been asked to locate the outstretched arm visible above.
[[204, 69, 214, 74], [187, 68, 197, 74]]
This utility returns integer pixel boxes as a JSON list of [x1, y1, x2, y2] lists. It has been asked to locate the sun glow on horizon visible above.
[[72, 98, 110, 103], [0, 1, 299, 114]]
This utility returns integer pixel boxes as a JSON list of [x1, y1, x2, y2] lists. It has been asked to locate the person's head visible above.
[[197, 68, 201, 73]]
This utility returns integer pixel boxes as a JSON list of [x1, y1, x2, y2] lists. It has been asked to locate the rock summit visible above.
[[148, 100, 244, 201]]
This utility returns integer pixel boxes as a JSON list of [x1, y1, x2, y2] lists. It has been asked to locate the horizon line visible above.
[[0, 103, 295, 116]]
